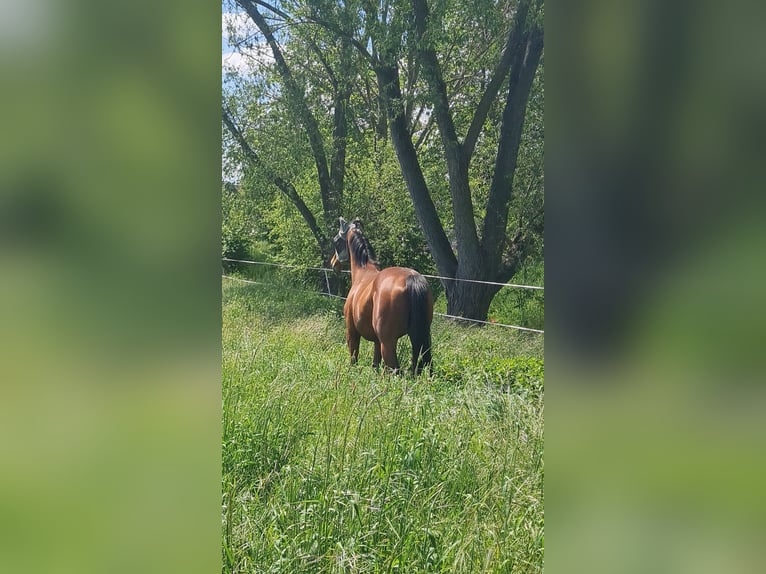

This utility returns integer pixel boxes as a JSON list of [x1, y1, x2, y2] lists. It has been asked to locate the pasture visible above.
[[222, 276, 544, 573]]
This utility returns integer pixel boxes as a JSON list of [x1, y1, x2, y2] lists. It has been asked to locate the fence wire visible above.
[[222, 273, 544, 334], [223, 257, 543, 291]]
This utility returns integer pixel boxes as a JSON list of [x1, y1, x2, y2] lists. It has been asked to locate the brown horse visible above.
[[330, 217, 433, 375]]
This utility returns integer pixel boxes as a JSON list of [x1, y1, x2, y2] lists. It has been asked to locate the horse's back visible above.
[[374, 266, 415, 289], [374, 267, 420, 301]]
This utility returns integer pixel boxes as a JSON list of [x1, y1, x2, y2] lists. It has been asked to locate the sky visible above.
[[222, 11, 246, 76], [222, 9, 272, 78]]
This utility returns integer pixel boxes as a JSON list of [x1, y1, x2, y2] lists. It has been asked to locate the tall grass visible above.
[[223, 255, 544, 332], [222, 277, 543, 573]]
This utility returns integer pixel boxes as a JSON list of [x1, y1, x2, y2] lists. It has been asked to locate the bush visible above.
[[222, 184, 254, 265]]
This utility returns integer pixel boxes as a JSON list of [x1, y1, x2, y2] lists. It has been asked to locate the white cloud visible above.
[[222, 11, 273, 76], [222, 11, 255, 43], [222, 43, 274, 75], [222, 50, 256, 75]]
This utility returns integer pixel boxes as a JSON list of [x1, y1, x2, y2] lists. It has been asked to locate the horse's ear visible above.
[[351, 217, 362, 231]]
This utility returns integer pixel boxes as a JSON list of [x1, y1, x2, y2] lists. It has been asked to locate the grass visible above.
[[223, 259, 544, 332], [222, 276, 544, 573]]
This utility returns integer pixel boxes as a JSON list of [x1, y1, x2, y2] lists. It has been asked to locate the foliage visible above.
[[342, 144, 437, 273], [221, 184, 255, 262], [488, 259, 545, 330], [222, 279, 544, 573], [437, 354, 543, 394]]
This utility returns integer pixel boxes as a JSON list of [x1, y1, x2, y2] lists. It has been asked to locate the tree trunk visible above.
[[376, 63, 458, 278], [443, 281, 501, 323]]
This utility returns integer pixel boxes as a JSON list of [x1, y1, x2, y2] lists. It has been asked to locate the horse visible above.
[[330, 217, 433, 375]]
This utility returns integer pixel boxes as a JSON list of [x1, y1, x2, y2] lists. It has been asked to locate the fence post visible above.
[[323, 269, 331, 296]]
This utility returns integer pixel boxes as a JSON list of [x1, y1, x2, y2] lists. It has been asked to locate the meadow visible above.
[[222, 275, 544, 573]]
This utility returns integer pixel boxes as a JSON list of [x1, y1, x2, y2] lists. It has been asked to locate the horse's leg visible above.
[[373, 340, 382, 369], [346, 325, 361, 365], [380, 339, 400, 374]]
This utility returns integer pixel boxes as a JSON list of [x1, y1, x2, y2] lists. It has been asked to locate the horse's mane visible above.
[[349, 228, 379, 269]]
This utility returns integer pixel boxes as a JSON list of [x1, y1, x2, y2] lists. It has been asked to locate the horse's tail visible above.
[[406, 273, 433, 375]]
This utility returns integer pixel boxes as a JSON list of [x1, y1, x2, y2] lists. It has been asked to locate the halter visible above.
[[333, 217, 355, 263]]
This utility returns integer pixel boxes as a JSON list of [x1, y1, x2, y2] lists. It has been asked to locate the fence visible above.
[[222, 258, 544, 334]]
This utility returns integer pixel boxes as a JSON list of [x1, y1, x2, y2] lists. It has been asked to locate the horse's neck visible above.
[[349, 258, 377, 284]]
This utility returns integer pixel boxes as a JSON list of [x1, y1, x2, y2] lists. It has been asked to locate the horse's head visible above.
[[332, 216, 376, 269], [332, 216, 356, 265]]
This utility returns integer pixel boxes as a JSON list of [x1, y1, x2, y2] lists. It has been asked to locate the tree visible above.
[[223, 0, 364, 266], [302, 0, 544, 319], [223, 0, 544, 320]]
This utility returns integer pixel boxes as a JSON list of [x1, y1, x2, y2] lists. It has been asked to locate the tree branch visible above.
[[412, 0, 480, 261], [403, 49, 421, 125], [277, 0, 376, 64], [330, 43, 353, 205], [222, 107, 330, 255], [482, 25, 544, 267], [251, 0, 290, 21], [306, 37, 338, 89], [377, 62, 457, 277], [413, 111, 435, 151], [463, 0, 532, 164], [236, 0, 337, 224]]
